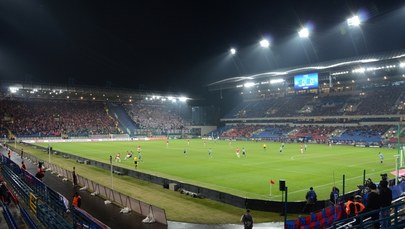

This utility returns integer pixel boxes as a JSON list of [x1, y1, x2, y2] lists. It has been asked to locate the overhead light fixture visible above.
[[347, 15, 361, 27]]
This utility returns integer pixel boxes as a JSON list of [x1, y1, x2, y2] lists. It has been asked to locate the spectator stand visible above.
[[1, 153, 110, 229], [1, 200, 18, 229], [286, 181, 405, 229], [20, 147, 168, 226], [331, 198, 405, 228], [20, 206, 40, 229]]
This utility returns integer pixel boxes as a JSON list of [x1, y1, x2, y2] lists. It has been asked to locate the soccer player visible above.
[[208, 148, 212, 158], [138, 151, 143, 162], [263, 144, 267, 150], [379, 152, 384, 164], [242, 147, 246, 157], [124, 151, 133, 160], [300, 145, 304, 154], [115, 153, 121, 162], [235, 147, 240, 158], [166, 140, 169, 148], [183, 149, 187, 157]]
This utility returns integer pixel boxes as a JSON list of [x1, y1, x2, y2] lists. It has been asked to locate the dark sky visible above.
[[0, 0, 404, 97]]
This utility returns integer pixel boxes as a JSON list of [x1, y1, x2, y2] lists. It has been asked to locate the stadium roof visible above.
[[207, 49, 405, 91], [0, 81, 193, 103]]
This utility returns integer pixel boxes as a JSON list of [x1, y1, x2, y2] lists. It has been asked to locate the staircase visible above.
[[107, 103, 138, 136]]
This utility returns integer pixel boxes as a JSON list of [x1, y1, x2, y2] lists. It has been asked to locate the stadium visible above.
[[1, 2, 405, 229]]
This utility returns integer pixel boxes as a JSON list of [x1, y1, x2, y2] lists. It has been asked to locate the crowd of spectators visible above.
[[0, 99, 120, 137], [217, 124, 395, 145], [125, 101, 186, 133], [288, 126, 336, 143], [225, 85, 405, 119], [330, 125, 390, 145], [221, 125, 261, 138], [351, 87, 402, 115]]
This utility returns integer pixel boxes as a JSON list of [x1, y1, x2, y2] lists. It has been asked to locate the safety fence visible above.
[[21, 151, 168, 225], [1, 154, 111, 229]]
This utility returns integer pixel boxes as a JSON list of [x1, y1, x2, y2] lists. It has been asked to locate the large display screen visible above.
[[294, 72, 319, 90]]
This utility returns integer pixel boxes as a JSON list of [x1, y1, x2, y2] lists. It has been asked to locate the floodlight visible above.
[[259, 39, 270, 48], [9, 87, 19, 93], [270, 79, 284, 84], [298, 28, 309, 38], [400, 62, 405, 68], [244, 82, 255, 88], [347, 15, 361, 27], [230, 48, 236, 55], [179, 97, 187, 102]]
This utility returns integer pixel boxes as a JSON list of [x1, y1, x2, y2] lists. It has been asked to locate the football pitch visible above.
[[36, 139, 397, 202]]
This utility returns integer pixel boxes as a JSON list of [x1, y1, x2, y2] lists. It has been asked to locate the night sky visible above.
[[0, 0, 404, 96]]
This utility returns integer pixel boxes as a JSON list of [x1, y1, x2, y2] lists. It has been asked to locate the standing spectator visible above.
[[7, 150, 11, 159], [21, 161, 27, 171], [345, 195, 356, 218], [304, 187, 317, 213], [329, 186, 340, 205], [353, 195, 365, 225], [365, 183, 380, 229], [72, 167, 78, 187], [20, 148, 24, 159], [35, 162, 45, 179], [379, 180, 392, 228], [240, 209, 253, 229], [72, 192, 81, 208], [0, 181, 11, 205]]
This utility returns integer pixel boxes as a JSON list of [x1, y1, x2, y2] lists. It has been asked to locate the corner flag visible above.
[[269, 179, 275, 196]]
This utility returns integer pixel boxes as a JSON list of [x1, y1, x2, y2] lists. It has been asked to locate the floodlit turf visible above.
[[36, 139, 397, 201]]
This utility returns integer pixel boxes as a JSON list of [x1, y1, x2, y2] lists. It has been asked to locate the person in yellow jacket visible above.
[[134, 156, 139, 169]]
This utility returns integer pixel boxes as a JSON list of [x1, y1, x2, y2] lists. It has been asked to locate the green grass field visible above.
[[35, 139, 397, 202]]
